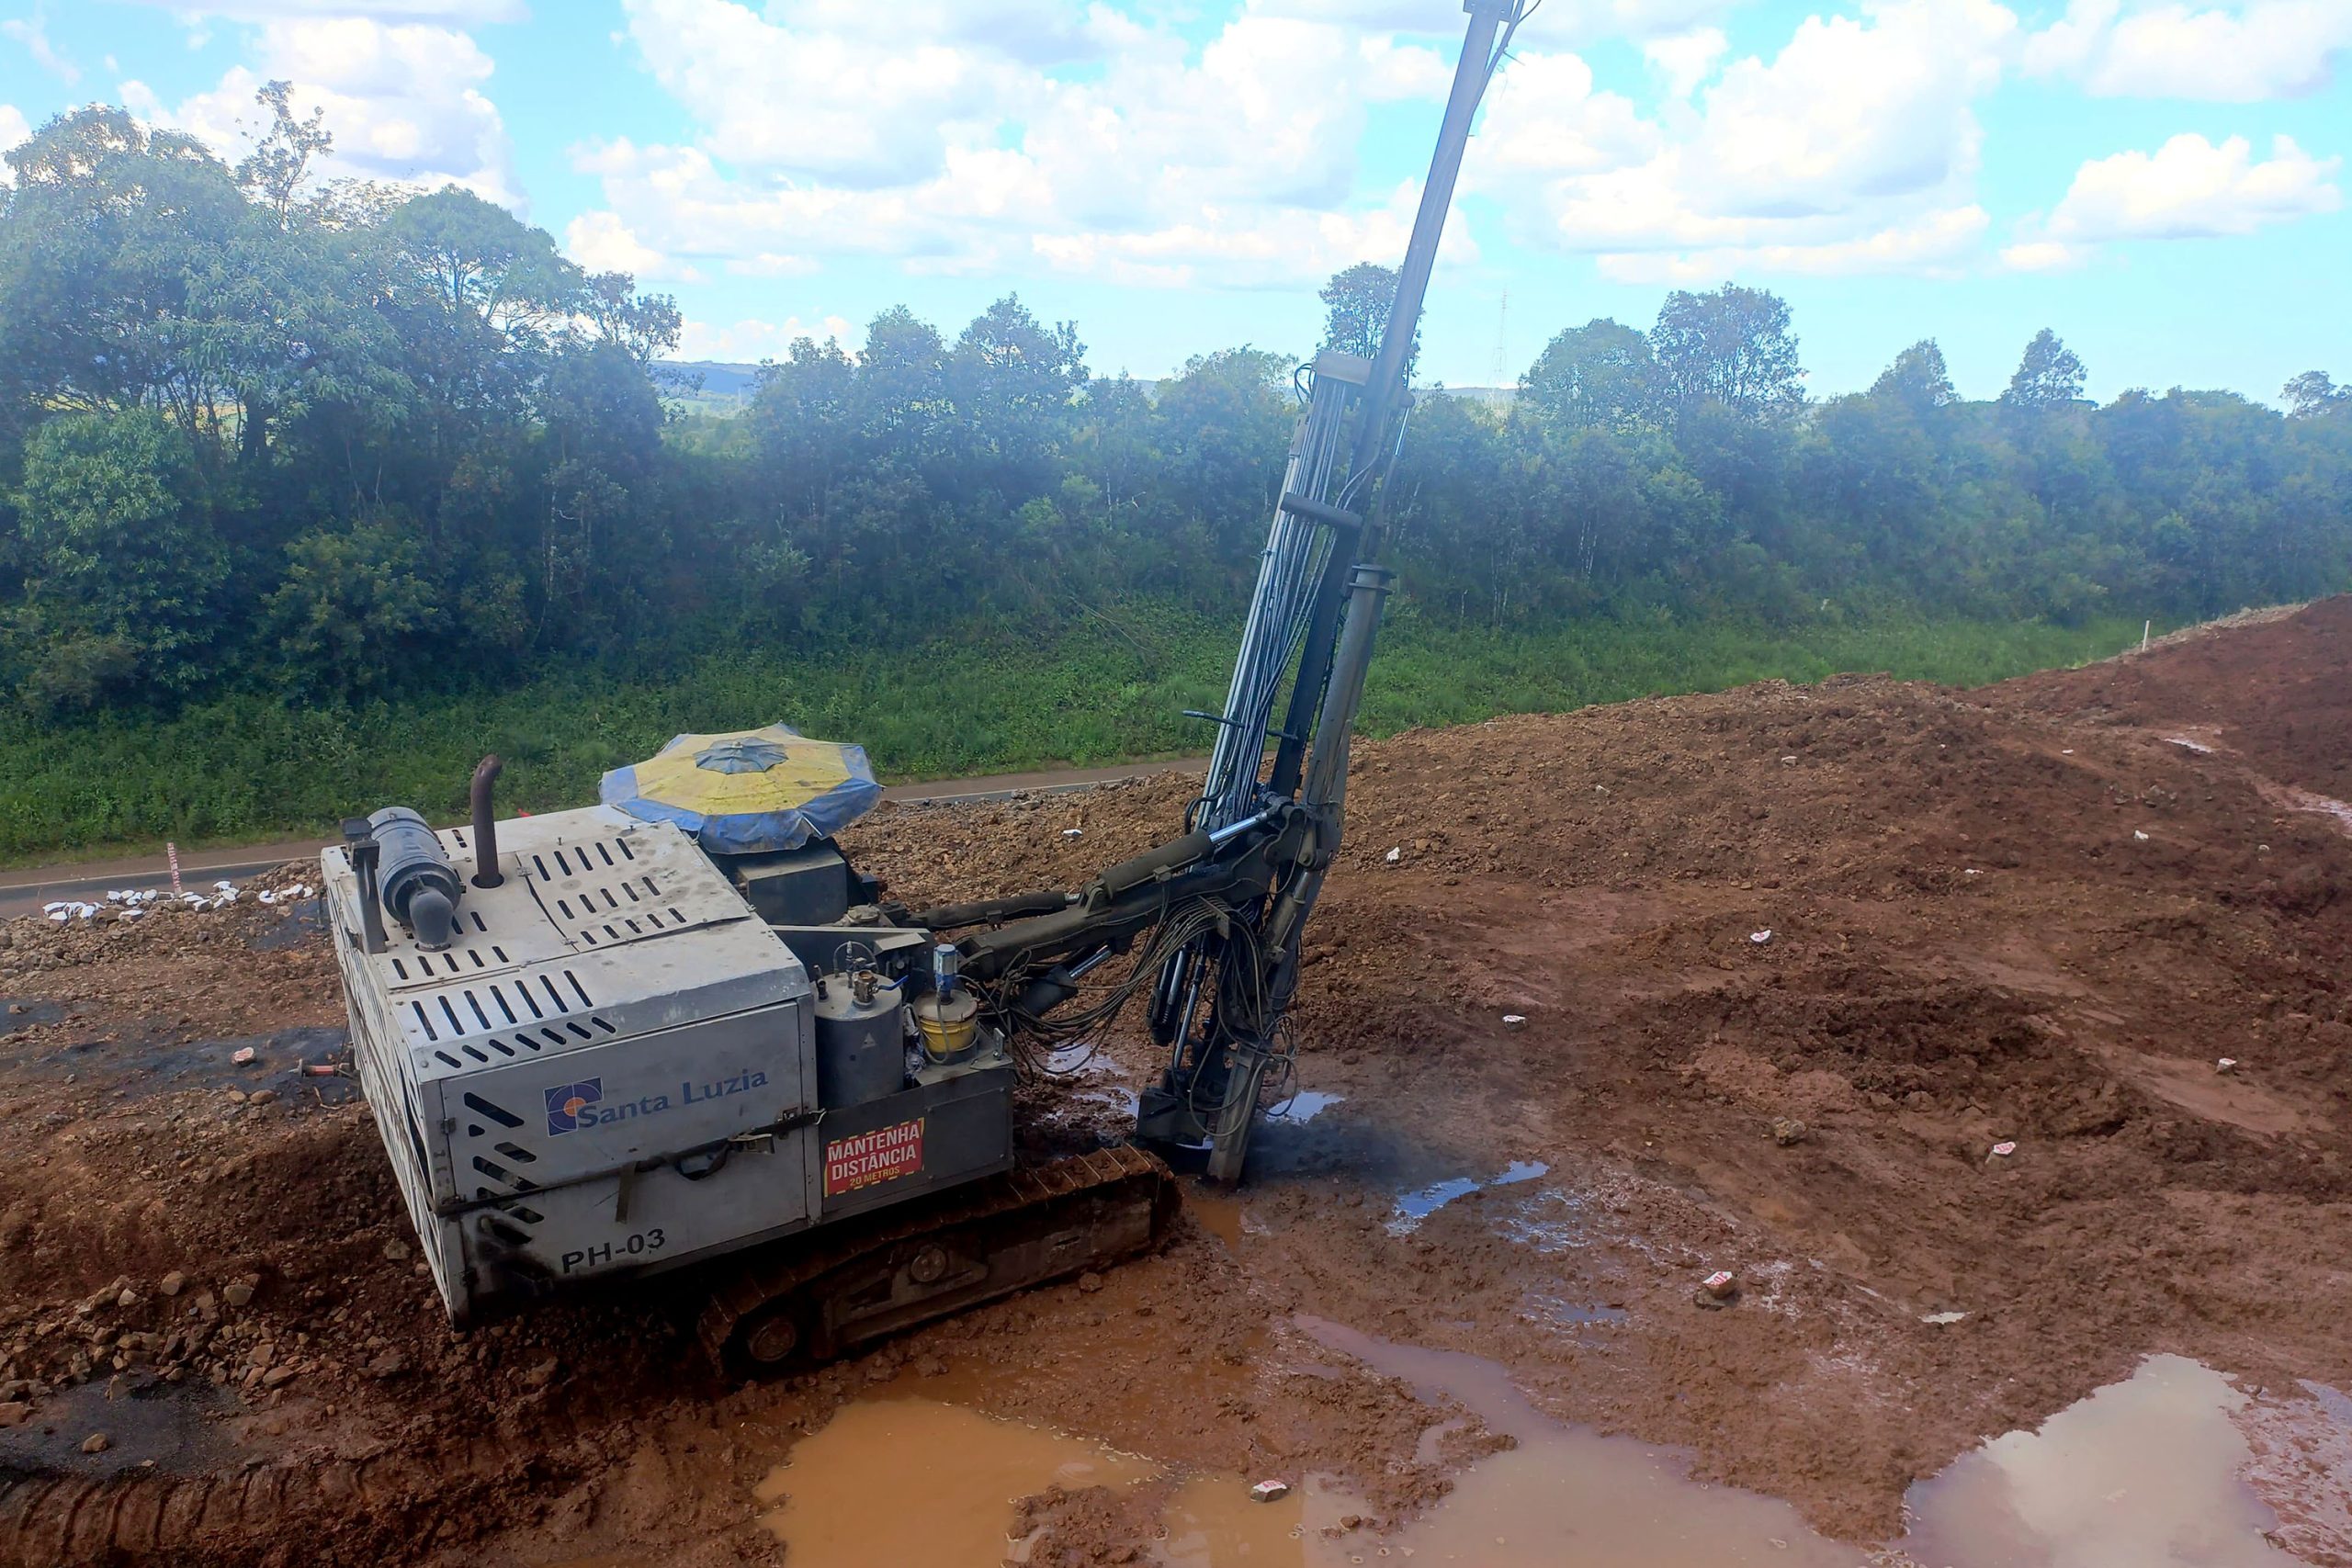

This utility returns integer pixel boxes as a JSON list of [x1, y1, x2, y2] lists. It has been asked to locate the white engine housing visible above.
[[320, 805, 822, 1322]]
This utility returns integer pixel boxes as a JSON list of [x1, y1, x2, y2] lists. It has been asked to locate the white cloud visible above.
[[1682, 0, 2011, 218], [622, 0, 1030, 189], [1517, 0, 1754, 44], [1644, 27, 1728, 97], [1248, 0, 1748, 42], [1597, 204, 1991, 281], [581, 0, 1489, 289], [2044, 132, 2342, 240], [565, 209, 701, 282], [1240, 0, 1484, 30], [117, 1, 526, 19], [133, 17, 522, 208], [726, 253, 820, 278], [2024, 0, 2352, 100], [1359, 34, 1452, 100], [1446, 50, 1659, 186], [1474, 0, 2015, 277], [674, 313, 858, 362], [1998, 239, 2089, 269], [0, 104, 30, 186], [3, 8, 80, 84]]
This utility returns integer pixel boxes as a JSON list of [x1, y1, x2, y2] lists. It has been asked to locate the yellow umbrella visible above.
[[599, 723, 883, 854]]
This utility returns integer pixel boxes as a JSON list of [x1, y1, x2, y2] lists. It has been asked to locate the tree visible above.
[[2001, 328, 2086, 411], [582, 271, 683, 364], [1521, 319, 1660, 431], [1870, 340, 1956, 416], [1317, 263, 1419, 378], [235, 80, 334, 225], [0, 107, 250, 439], [264, 513, 446, 695], [948, 293, 1088, 494], [1154, 347, 1295, 558], [1650, 284, 1804, 421], [382, 186, 586, 489], [390, 186, 583, 344], [537, 339, 670, 641], [6, 411, 227, 711], [2283, 371, 2349, 419]]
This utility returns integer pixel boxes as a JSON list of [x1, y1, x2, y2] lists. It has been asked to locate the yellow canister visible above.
[[912, 989, 980, 1062]]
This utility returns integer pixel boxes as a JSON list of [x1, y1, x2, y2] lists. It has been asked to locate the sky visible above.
[[0, 0, 2346, 404]]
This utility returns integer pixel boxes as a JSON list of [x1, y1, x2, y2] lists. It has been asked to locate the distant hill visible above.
[[1428, 385, 1517, 408], [656, 361, 764, 411]]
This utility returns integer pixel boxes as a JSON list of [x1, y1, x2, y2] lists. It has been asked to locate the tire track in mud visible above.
[[0, 1427, 603, 1565]]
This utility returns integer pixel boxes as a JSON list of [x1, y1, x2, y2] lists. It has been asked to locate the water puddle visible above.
[[1496, 1186, 1591, 1253], [2280, 784, 2352, 837], [755, 1397, 1154, 1565], [1157, 1473, 1360, 1566], [752, 1329, 2324, 1567], [757, 1390, 1357, 1566], [1298, 1316, 1855, 1565], [1190, 1190, 1248, 1247], [1388, 1160, 1548, 1234], [1269, 1089, 1343, 1122], [1523, 1292, 1626, 1330], [1897, 1354, 2301, 1566], [1079, 1085, 1143, 1117]]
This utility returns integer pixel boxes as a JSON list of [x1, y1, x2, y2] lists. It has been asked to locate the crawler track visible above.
[[699, 1145, 1180, 1379]]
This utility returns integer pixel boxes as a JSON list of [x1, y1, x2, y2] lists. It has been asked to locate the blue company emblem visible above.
[[545, 1079, 603, 1135]]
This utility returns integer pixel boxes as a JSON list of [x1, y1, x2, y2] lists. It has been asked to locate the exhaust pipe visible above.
[[470, 754, 504, 888]]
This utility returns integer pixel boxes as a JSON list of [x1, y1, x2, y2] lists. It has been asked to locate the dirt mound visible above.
[[1998, 596, 2352, 799], [1, 604, 2349, 1563]]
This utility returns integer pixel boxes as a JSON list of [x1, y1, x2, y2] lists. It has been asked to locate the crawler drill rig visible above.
[[320, 1, 1531, 1375]]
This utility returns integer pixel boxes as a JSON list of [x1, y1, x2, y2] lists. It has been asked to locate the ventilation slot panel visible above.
[[462, 1092, 524, 1129]]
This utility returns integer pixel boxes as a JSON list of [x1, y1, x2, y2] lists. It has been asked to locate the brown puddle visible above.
[[1897, 1353, 2303, 1566], [751, 1325, 2318, 1567], [754, 1397, 1155, 1565], [1298, 1316, 1858, 1566], [1190, 1190, 1247, 1248]]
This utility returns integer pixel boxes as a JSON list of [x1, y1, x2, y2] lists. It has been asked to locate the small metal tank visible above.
[[813, 971, 906, 1108]]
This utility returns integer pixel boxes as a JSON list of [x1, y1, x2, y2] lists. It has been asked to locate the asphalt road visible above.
[[0, 758, 1207, 921]]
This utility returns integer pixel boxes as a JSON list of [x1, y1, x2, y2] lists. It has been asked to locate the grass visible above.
[[0, 604, 2158, 866]]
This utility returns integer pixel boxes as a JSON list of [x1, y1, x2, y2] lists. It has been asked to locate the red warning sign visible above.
[[824, 1117, 925, 1196]]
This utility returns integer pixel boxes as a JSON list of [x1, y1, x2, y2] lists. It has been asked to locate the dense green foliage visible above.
[[0, 605, 2153, 862], [0, 91, 2347, 857]]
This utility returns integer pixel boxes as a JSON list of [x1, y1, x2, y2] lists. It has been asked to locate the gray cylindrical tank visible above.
[[813, 975, 906, 1108], [368, 806, 464, 949]]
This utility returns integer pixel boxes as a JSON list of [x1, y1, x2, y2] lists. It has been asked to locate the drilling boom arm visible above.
[[937, 0, 1530, 1182]]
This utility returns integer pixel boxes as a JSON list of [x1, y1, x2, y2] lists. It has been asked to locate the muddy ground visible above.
[[2, 600, 2351, 1564]]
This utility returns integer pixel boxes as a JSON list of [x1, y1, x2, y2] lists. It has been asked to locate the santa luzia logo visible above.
[[545, 1079, 603, 1135], [539, 1069, 769, 1137]]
